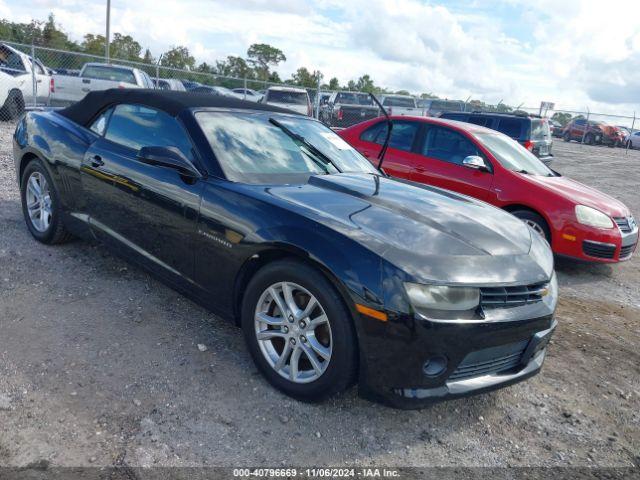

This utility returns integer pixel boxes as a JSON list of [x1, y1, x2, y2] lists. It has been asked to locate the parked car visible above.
[[627, 130, 640, 149], [418, 99, 469, 117], [377, 94, 419, 116], [153, 78, 186, 91], [319, 91, 379, 128], [51, 62, 154, 107], [562, 119, 625, 147], [178, 79, 203, 91], [0, 43, 52, 119], [190, 85, 242, 98], [232, 88, 263, 102], [549, 119, 563, 138], [439, 112, 553, 164], [616, 126, 631, 146], [339, 116, 637, 263], [261, 86, 312, 116], [13, 89, 557, 408]]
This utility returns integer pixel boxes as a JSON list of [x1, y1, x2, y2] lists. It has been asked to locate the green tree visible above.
[[289, 67, 322, 88], [247, 43, 286, 80], [395, 89, 411, 96], [215, 56, 252, 78], [81, 33, 106, 56], [42, 14, 72, 49], [142, 49, 155, 64], [420, 92, 438, 99], [110, 33, 142, 61], [551, 112, 573, 126], [327, 77, 340, 90], [355, 74, 377, 93], [160, 46, 195, 70]]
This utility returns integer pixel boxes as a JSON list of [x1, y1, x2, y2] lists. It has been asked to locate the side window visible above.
[[575, 119, 585, 126], [89, 108, 113, 136], [104, 104, 194, 160], [468, 116, 489, 127], [423, 127, 480, 165], [360, 121, 419, 152], [497, 118, 523, 139], [360, 121, 387, 143]]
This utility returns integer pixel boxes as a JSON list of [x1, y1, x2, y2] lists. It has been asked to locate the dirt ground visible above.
[[0, 120, 638, 470]]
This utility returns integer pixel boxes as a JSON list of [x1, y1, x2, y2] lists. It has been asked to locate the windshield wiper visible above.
[[269, 118, 342, 174]]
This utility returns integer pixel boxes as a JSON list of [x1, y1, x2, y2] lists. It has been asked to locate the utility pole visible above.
[[105, 0, 111, 62]]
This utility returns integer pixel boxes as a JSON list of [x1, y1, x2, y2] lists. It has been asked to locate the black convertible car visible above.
[[13, 89, 557, 408]]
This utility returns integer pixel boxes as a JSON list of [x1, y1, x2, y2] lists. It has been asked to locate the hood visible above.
[[263, 173, 553, 285], [522, 174, 629, 217]]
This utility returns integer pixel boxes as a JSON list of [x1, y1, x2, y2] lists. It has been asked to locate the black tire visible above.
[[241, 259, 358, 402], [563, 131, 571, 142], [20, 158, 73, 245], [584, 133, 594, 145], [0, 90, 24, 121], [511, 210, 551, 243]]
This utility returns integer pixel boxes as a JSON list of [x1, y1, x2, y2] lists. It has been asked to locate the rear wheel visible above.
[[563, 131, 571, 142], [584, 133, 594, 145], [241, 260, 357, 401], [511, 210, 551, 244], [20, 158, 73, 244]]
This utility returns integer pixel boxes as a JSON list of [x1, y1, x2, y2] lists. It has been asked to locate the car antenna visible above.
[[369, 93, 392, 173]]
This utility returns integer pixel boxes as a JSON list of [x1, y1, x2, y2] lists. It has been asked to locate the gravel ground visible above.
[[0, 120, 639, 470]]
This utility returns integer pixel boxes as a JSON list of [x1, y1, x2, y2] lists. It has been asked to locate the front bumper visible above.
[[357, 298, 557, 409], [553, 221, 638, 263]]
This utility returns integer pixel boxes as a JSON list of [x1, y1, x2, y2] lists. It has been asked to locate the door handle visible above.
[[90, 155, 104, 167]]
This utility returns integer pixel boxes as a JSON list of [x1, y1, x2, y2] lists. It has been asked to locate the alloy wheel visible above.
[[254, 281, 333, 384], [524, 219, 546, 239], [25, 171, 52, 233]]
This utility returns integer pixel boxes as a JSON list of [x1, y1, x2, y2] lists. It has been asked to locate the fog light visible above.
[[423, 356, 447, 377]]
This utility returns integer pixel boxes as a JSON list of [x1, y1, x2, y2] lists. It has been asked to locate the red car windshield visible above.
[[476, 133, 554, 177]]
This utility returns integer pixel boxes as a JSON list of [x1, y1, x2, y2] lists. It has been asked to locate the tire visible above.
[[241, 259, 358, 402], [20, 158, 73, 244], [584, 133, 594, 145], [0, 90, 24, 121], [511, 210, 551, 244], [563, 131, 571, 142]]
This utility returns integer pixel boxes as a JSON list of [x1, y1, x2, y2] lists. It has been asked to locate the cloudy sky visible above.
[[2, 0, 640, 116]]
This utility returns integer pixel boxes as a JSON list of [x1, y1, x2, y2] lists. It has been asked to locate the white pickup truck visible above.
[[378, 94, 420, 116], [0, 43, 52, 120], [50, 63, 155, 107]]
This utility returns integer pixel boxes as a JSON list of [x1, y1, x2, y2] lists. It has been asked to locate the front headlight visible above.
[[575, 205, 614, 229], [404, 283, 480, 311]]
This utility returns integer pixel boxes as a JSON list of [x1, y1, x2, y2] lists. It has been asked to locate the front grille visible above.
[[449, 340, 529, 381], [614, 217, 632, 233], [583, 240, 616, 259], [620, 243, 636, 259], [480, 283, 548, 308]]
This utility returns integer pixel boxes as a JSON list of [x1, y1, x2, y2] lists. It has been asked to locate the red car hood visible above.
[[523, 174, 629, 217]]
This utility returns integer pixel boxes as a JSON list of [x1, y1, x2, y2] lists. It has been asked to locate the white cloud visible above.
[[1, 0, 640, 117]]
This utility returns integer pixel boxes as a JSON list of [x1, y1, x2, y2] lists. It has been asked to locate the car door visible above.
[[356, 119, 422, 179], [80, 104, 205, 287], [410, 125, 493, 200], [30, 59, 50, 105]]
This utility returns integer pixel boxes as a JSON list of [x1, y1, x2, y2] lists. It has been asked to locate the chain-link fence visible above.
[[0, 39, 638, 153]]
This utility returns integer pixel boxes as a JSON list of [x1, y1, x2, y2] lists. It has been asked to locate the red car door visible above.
[[409, 124, 493, 200], [355, 119, 422, 179]]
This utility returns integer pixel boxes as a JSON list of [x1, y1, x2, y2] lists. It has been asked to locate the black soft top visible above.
[[58, 88, 298, 126]]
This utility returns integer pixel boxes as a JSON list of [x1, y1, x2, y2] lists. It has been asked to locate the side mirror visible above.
[[137, 146, 200, 178], [462, 155, 489, 172]]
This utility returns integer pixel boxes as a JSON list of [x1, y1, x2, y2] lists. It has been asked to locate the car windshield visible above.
[[475, 133, 554, 177], [335, 92, 374, 105], [82, 65, 136, 84], [531, 119, 551, 140], [196, 111, 378, 184], [266, 90, 308, 105], [383, 97, 415, 108]]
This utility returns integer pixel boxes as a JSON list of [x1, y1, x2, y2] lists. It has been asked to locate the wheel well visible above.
[[502, 204, 552, 240], [232, 249, 357, 327], [18, 153, 40, 186]]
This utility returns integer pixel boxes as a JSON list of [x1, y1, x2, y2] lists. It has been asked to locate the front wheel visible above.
[[511, 210, 551, 244], [241, 260, 358, 402], [563, 132, 571, 142]]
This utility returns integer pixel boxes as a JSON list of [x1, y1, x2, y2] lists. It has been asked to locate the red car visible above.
[[339, 116, 638, 263]]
